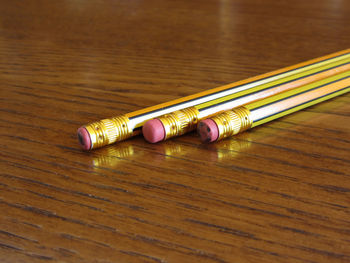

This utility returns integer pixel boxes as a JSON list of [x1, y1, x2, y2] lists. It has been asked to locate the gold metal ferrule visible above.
[[212, 106, 253, 141], [157, 106, 200, 140], [84, 115, 133, 149]]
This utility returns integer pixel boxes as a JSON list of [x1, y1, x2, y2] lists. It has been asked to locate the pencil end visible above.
[[202, 107, 252, 142], [143, 119, 166, 143], [197, 119, 219, 143], [79, 115, 132, 150], [77, 127, 92, 150]]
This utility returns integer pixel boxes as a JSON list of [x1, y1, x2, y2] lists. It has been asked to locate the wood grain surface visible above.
[[1, 0, 350, 262]]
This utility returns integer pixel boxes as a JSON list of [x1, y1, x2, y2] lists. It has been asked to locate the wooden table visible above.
[[1, 1, 350, 262]]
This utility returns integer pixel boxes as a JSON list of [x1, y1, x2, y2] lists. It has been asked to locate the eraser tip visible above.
[[197, 119, 219, 143], [143, 119, 166, 143], [77, 127, 92, 150]]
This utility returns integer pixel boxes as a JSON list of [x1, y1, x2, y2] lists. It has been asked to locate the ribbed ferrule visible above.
[[157, 106, 200, 140], [84, 115, 132, 149], [211, 106, 252, 141]]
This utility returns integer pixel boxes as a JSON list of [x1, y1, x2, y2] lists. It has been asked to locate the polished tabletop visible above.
[[1, 0, 350, 262]]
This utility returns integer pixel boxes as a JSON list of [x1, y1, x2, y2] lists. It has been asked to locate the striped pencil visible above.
[[197, 72, 350, 142]]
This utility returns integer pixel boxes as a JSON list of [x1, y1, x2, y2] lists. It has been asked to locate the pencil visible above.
[[197, 71, 350, 142], [77, 49, 350, 150], [142, 59, 350, 143]]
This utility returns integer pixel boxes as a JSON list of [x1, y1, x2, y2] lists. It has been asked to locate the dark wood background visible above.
[[1, 0, 350, 262]]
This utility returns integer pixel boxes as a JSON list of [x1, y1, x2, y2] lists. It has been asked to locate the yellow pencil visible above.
[[198, 72, 350, 142]]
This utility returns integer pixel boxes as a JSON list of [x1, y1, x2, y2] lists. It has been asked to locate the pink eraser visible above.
[[197, 119, 219, 143], [77, 127, 92, 150], [142, 119, 166, 143]]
